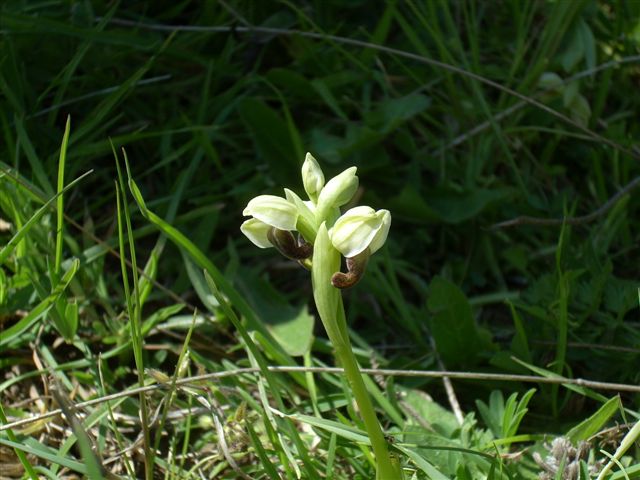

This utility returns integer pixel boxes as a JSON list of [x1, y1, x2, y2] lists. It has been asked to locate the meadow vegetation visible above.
[[0, 1, 639, 478]]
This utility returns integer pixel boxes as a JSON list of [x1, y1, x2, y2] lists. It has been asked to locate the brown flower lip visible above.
[[331, 249, 370, 289], [267, 227, 313, 260]]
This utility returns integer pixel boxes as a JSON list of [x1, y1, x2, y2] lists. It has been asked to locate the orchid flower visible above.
[[240, 152, 400, 479]]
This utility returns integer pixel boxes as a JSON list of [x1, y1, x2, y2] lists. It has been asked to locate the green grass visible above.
[[1, 1, 639, 478]]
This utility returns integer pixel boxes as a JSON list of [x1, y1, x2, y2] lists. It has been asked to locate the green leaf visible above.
[[560, 20, 585, 72], [0, 268, 7, 306], [0, 403, 38, 479], [239, 269, 315, 357], [427, 276, 485, 365], [512, 357, 608, 402], [508, 301, 532, 363], [309, 129, 346, 165], [425, 187, 509, 223], [311, 78, 348, 120], [387, 186, 441, 223], [538, 72, 564, 93], [246, 421, 280, 479], [284, 412, 371, 445], [401, 387, 459, 438], [502, 389, 536, 438], [0, 171, 92, 265], [54, 115, 71, 276], [60, 298, 79, 341], [577, 18, 596, 72], [127, 177, 275, 343], [395, 445, 449, 480], [50, 385, 105, 479], [237, 97, 300, 186], [566, 396, 621, 443], [0, 259, 79, 348], [370, 93, 431, 131], [476, 390, 504, 439], [204, 272, 321, 480], [567, 93, 591, 128], [607, 462, 640, 480], [266, 304, 315, 357], [266, 68, 315, 99], [0, 437, 87, 474], [182, 253, 219, 313], [597, 421, 640, 480]]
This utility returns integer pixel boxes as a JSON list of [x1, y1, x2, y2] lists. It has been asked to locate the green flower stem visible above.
[[312, 224, 400, 480]]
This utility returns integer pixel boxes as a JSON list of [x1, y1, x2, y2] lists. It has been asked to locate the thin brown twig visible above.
[[533, 340, 640, 354], [217, 0, 252, 27], [2, 365, 639, 433], [439, 369, 464, 425], [490, 175, 640, 229], [430, 338, 464, 425]]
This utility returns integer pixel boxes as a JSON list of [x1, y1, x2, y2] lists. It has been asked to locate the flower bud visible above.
[[329, 206, 391, 258], [242, 195, 298, 231], [316, 167, 358, 223], [301, 152, 325, 202]]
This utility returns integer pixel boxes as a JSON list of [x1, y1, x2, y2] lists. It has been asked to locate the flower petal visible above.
[[240, 218, 273, 248], [368, 209, 391, 254], [243, 194, 298, 230], [329, 206, 382, 258]]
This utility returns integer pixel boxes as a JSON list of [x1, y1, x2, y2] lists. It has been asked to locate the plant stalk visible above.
[[312, 224, 400, 479], [334, 297, 398, 479]]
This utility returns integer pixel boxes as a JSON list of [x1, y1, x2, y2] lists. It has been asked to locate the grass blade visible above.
[[0, 403, 38, 479], [0, 436, 86, 474], [114, 151, 153, 479], [14, 117, 54, 196], [596, 420, 640, 480], [54, 115, 71, 276], [566, 396, 622, 443], [205, 272, 320, 480], [0, 170, 92, 265], [0, 258, 79, 347]]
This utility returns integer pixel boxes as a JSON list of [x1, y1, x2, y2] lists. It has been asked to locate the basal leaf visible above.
[[238, 97, 299, 186], [238, 268, 314, 357], [566, 396, 621, 443], [425, 187, 509, 223], [427, 276, 485, 366]]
